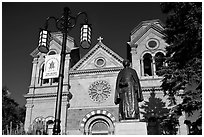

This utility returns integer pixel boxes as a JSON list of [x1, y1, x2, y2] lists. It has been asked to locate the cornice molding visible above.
[[70, 67, 123, 75], [142, 86, 162, 92], [24, 92, 69, 99]]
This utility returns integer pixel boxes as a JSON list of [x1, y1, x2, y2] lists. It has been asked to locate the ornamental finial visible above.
[[97, 36, 103, 43]]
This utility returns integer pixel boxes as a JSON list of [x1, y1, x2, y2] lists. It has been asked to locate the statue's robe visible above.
[[114, 67, 143, 120]]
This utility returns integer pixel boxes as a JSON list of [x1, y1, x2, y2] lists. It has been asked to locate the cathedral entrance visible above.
[[89, 120, 109, 135], [83, 114, 115, 135]]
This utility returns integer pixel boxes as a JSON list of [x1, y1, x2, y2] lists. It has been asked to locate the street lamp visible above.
[[37, 7, 91, 135]]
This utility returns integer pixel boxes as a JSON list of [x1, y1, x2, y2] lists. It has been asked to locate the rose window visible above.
[[88, 80, 111, 103]]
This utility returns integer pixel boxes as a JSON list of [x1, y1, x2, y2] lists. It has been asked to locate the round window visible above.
[[95, 57, 106, 67], [146, 39, 159, 49], [148, 40, 157, 48], [97, 58, 104, 66]]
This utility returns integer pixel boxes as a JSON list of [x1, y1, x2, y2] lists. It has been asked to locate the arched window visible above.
[[155, 52, 165, 76], [143, 53, 153, 76], [46, 120, 54, 135], [90, 120, 109, 135], [32, 117, 46, 135]]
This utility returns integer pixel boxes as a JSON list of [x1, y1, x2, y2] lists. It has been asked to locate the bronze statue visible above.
[[114, 59, 143, 120]]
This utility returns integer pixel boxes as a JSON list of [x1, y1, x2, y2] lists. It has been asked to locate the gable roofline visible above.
[[130, 19, 165, 35], [30, 32, 74, 57], [71, 41, 124, 71], [130, 23, 166, 45]]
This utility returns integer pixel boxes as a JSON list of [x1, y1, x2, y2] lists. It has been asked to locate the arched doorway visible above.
[[90, 119, 109, 135], [81, 110, 116, 135], [84, 115, 114, 135]]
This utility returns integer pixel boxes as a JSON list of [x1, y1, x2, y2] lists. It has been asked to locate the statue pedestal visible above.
[[115, 120, 147, 135]]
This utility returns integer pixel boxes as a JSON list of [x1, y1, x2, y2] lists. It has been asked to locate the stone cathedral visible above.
[[24, 19, 188, 135]]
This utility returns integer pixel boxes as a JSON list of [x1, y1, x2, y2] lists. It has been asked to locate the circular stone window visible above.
[[88, 80, 111, 103], [146, 39, 159, 49], [95, 57, 106, 68]]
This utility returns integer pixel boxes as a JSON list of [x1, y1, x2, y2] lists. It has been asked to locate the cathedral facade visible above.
[[24, 19, 188, 135]]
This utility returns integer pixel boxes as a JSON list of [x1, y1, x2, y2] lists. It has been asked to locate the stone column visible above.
[[64, 54, 71, 84], [130, 47, 137, 69], [140, 58, 144, 76], [131, 46, 141, 78], [30, 58, 38, 87], [152, 55, 156, 77], [24, 103, 34, 133]]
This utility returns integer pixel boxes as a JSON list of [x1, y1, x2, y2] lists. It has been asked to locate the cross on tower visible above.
[[97, 36, 103, 43]]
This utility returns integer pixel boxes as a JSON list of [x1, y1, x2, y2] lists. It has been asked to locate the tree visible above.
[[158, 2, 202, 134], [140, 89, 171, 134], [2, 86, 26, 134], [160, 111, 180, 135], [141, 90, 170, 122]]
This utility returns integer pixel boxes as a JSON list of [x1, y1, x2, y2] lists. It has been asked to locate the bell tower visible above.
[[127, 19, 187, 135], [24, 32, 77, 134]]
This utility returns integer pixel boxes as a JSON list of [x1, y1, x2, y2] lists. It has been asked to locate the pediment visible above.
[[136, 27, 165, 45], [70, 41, 124, 72], [131, 19, 164, 37], [128, 19, 165, 47]]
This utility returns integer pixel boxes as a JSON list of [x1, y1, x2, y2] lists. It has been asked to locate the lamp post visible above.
[[37, 7, 91, 135]]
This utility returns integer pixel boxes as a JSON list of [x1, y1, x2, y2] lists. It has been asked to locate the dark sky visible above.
[[2, 2, 167, 106]]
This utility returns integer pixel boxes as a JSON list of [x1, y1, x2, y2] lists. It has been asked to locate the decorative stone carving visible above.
[[88, 80, 111, 103]]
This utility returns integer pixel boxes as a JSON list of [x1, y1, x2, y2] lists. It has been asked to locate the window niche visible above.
[[141, 52, 165, 77], [155, 52, 165, 76], [143, 53, 153, 76]]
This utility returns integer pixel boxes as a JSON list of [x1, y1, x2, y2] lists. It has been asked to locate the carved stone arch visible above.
[[32, 117, 46, 134], [45, 116, 54, 135], [80, 110, 116, 135], [154, 50, 166, 56], [33, 116, 46, 123], [47, 49, 58, 55], [140, 50, 153, 60], [45, 116, 54, 122]]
